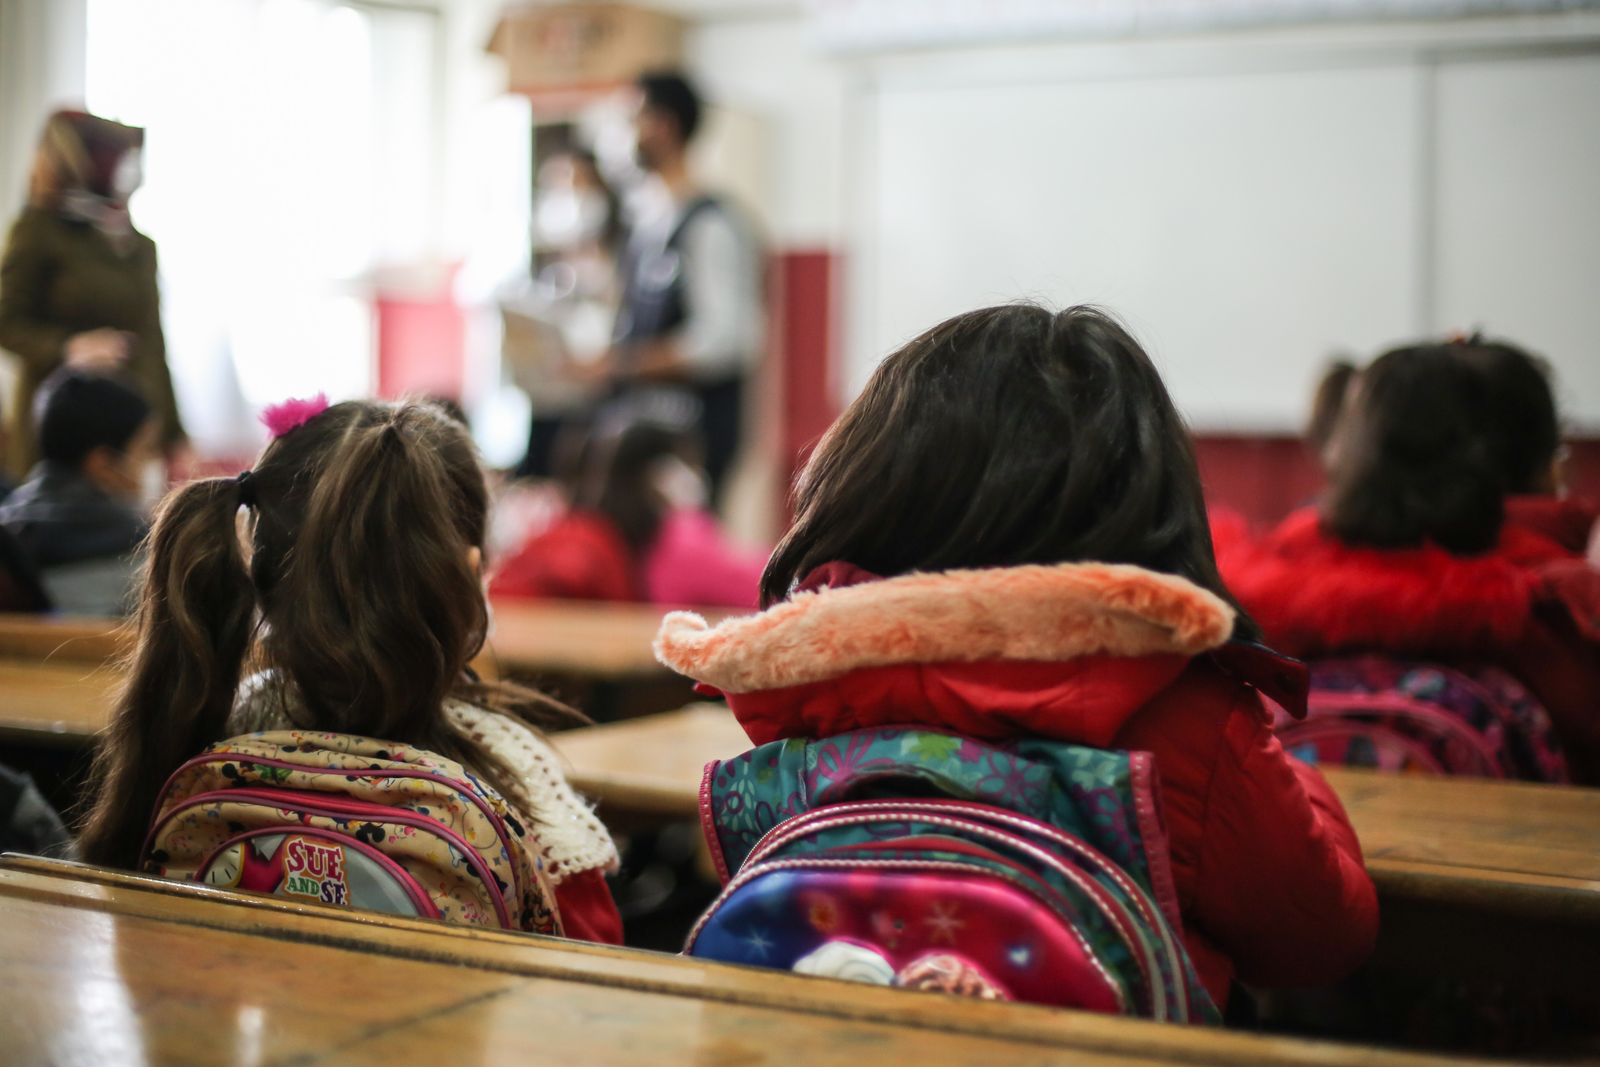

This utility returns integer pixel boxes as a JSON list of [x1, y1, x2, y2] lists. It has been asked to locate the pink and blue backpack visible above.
[[685, 728, 1218, 1023], [1275, 658, 1567, 782], [141, 731, 564, 933]]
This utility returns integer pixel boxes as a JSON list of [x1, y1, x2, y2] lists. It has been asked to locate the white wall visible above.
[[0, 0, 86, 223], [1434, 54, 1600, 430], [684, 8, 1600, 431], [688, 11, 850, 248]]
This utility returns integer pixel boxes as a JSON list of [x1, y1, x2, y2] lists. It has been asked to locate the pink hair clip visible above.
[[260, 393, 329, 438]]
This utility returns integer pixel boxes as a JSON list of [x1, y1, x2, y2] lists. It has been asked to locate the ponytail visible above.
[[78, 477, 257, 868], [269, 411, 482, 739]]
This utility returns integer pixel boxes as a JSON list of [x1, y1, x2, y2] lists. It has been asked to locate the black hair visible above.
[[34, 368, 151, 466], [1451, 337, 1560, 495], [761, 303, 1259, 640], [638, 72, 702, 144], [1322, 345, 1503, 555]]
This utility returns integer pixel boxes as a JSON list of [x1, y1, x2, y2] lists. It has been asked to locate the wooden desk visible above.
[[550, 705, 1600, 993], [484, 599, 737, 722], [0, 660, 118, 744], [0, 612, 126, 663], [0, 858, 1484, 1067], [0, 604, 734, 752], [486, 599, 733, 681]]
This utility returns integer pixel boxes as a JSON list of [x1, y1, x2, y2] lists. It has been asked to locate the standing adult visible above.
[[0, 110, 184, 479], [610, 73, 764, 507]]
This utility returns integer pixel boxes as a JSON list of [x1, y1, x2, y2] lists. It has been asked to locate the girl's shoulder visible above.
[[444, 701, 618, 882]]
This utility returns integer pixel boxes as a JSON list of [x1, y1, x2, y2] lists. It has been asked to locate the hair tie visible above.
[[260, 393, 330, 439], [235, 470, 257, 508]]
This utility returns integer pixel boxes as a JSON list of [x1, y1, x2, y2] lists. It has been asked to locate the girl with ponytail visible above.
[[77, 398, 622, 941]]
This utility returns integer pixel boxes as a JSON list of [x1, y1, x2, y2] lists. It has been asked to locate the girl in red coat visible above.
[[1221, 344, 1600, 783], [492, 418, 767, 609], [656, 304, 1378, 1012]]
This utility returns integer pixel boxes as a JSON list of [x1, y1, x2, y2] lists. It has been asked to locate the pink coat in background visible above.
[[644, 509, 768, 611]]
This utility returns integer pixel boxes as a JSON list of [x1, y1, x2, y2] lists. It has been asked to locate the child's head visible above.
[[1321, 344, 1502, 555], [1450, 336, 1561, 496], [560, 394, 706, 553], [80, 399, 577, 867], [35, 368, 158, 499], [762, 304, 1253, 635]]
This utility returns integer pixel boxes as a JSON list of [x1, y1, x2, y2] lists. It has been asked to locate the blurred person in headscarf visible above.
[[0, 110, 184, 481]]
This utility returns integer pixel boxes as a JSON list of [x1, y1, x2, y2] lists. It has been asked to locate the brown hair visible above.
[[761, 304, 1259, 641], [77, 400, 585, 869]]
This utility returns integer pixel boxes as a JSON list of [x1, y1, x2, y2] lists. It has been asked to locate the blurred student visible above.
[[1222, 345, 1600, 782], [0, 369, 155, 615], [76, 399, 621, 941], [491, 411, 767, 609], [0, 110, 184, 479], [607, 72, 764, 506], [657, 304, 1378, 1011], [1452, 336, 1597, 555], [506, 148, 625, 478], [0, 762, 74, 859]]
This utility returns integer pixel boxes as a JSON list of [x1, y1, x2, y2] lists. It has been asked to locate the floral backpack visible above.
[[686, 727, 1218, 1024], [141, 731, 563, 933], [1274, 658, 1567, 782]]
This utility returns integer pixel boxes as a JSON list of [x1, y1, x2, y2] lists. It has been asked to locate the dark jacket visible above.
[[0, 208, 183, 476], [0, 462, 146, 615], [655, 560, 1379, 1009]]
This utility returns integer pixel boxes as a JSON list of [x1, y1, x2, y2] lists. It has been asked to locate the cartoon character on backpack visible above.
[[684, 727, 1219, 1023], [142, 730, 563, 933]]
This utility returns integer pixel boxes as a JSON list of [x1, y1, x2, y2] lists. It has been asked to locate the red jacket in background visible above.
[[655, 560, 1379, 1009], [489, 510, 642, 603], [489, 508, 766, 609], [1504, 494, 1599, 557], [1221, 507, 1600, 782]]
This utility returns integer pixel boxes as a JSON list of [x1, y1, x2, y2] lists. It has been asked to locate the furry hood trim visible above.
[[653, 561, 1235, 695]]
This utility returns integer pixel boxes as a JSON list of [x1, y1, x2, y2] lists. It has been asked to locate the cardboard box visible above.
[[488, 3, 686, 96]]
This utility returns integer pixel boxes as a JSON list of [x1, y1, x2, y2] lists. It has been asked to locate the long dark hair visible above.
[[761, 304, 1257, 639], [1322, 345, 1503, 555], [78, 400, 585, 869]]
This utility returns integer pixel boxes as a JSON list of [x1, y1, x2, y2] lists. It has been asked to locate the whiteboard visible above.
[[1435, 54, 1600, 429], [861, 64, 1423, 430]]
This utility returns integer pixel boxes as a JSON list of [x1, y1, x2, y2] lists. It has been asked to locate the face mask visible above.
[[649, 454, 708, 512], [112, 149, 143, 201], [138, 458, 167, 513], [535, 189, 608, 248]]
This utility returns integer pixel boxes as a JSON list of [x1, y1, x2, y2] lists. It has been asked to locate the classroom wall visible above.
[[686, 8, 1600, 434], [0, 0, 86, 224], [850, 16, 1600, 431]]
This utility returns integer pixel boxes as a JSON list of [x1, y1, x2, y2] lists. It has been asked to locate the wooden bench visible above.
[[0, 856, 1489, 1067], [549, 704, 1600, 996]]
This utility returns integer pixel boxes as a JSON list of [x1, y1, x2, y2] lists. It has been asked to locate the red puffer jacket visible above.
[[489, 510, 641, 603], [655, 561, 1378, 1010], [1504, 494, 1598, 557], [1220, 507, 1600, 783]]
